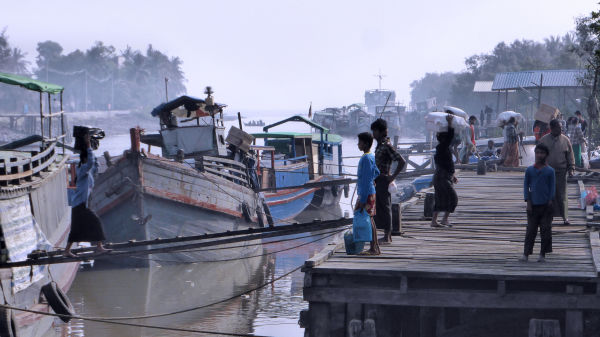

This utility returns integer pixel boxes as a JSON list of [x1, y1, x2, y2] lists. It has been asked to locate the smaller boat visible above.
[[252, 116, 347, 223], [243, 120, 265, 127]]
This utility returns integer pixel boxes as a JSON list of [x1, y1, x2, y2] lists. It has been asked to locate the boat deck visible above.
[[302, 171, 600, 337]]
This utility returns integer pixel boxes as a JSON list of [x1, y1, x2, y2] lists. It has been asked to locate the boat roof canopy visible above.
[[150, 95, 226, 117], [252, 131, 312, 139], [263, 115, 329, 133], [0, 72, 63, 94], [251, 131, 343, 144]]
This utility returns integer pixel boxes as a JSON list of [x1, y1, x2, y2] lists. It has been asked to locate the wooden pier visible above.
[[302, 171, 600, 337]]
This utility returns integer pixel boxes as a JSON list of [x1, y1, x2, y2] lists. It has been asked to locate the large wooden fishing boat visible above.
[[90, 93, 269, 267], [0, 73, 78, 337]]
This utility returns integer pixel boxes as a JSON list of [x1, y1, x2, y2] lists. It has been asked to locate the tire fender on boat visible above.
[[241, 202, 252, 223], [0, 305, 16, 337], [41, 282, 74, 323], [262, 201, 274, 227]]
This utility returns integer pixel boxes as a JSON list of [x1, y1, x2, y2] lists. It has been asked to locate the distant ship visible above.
[[244, 120, 265, 127], [312, 88, 406, 138]]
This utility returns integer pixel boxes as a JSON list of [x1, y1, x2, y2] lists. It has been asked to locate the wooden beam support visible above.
[[304, 287, 600, 310]]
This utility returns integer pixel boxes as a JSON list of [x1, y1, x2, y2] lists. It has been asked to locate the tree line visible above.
[[409, 8, 600, 125], [0, 29, 186, 113]]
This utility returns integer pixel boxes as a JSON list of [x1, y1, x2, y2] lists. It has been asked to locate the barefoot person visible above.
[[520, 144, 555, 262], [355, 132, 381, 255], [65, 132, 110, 257], [431, 114, 458, 228], [539, 119, 575, 225], [370, 119, 406, 244]]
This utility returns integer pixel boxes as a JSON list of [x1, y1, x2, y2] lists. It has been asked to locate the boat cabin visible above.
[[252, 115, 344, 179], [142, 94, 228, 158]]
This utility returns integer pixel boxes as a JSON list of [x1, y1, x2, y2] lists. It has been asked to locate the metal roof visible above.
[[491, 69, 586, 91], [473, 81, 494, 92]]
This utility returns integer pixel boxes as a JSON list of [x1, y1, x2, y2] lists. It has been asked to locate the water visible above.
[[53, 112, 397, 337]]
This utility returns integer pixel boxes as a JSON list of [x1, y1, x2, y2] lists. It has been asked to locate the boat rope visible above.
[[129, 226, 346, 263], [1, 261, 305, 326], [0, 303, 271, 337]]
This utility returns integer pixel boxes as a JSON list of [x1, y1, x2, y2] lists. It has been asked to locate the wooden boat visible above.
[[90, 93, 268, 267], [0, 73, 78, 337], [252, 116, 347, 223]]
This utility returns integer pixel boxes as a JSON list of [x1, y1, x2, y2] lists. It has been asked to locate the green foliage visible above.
[[409, 72, 457, 107], [33, 41, 187, 112], [0, 28, 187, 113], [410, 33, 586, 115]]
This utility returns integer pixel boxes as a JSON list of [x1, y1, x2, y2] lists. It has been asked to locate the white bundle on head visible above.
[[425, 112, 468, 133]]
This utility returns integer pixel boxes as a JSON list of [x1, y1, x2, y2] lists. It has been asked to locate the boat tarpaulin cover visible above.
[[150, 95, 226, 117], [0, 196, 51, 293], [0, 72, 64, 94]]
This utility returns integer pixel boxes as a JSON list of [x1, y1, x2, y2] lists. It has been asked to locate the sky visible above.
[[0, 0, 597, 114]]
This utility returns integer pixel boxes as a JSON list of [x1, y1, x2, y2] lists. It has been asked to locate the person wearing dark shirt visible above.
[[371, 118, 406, 244], [575, 111, 588, 136], [519, 143, 555, 263], [431, 114, 458, 228]]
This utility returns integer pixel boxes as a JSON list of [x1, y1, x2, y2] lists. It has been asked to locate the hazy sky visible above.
[[1, 0, 597, 113]]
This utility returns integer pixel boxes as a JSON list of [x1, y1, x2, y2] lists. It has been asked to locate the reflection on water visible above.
[[53, 204, 343, 337], [52, 116, 411, 337]]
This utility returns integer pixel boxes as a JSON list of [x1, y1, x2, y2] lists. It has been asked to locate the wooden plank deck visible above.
[[308, 171, 597, 281]]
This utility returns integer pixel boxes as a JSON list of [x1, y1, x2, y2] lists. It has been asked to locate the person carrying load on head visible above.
[[431, 114, 459, 228]]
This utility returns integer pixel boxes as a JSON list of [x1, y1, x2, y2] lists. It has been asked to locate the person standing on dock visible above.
[[539, 119, 575, 225], [355, 132, 380, 255], [65, 132, 111, 257], [431, 114, 458, 228], [371, 118, 406, 244], [502, 117, 520, 167], [520, 143, 555, 263], [567, 117, 586, 168]]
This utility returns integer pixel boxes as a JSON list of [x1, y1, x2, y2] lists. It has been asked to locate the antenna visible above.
[[373, 69, 386, 90], [378, 92, 393, 119]]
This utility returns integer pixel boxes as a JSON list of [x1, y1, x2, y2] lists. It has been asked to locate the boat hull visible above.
[[90, 152, 265, 267]]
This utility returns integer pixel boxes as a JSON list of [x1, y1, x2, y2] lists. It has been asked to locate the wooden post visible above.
[[424, 192, 434, 219], [537, 74, 543, 109], [60, 91, 64, 154], [529, 319, 561, 337], [392, 203, 402, 234], [565, 285, 583, 337], [419, 307, 437, 337], [47, 92, 52, 140], [237, 112, 243, 130], [130, 128, 141, 153], [39, 92, 44, 147], [308, 302, 330, 337]]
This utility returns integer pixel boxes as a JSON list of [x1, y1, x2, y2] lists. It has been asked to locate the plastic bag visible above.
[[388, 181, 397, 194], [442, 106, 469, 120], [495, 111, 523, 127], [585, 186, 598, 206], [344, 230, 365, 255], [353, 209, 372, 242], [425, 112, 468, 133]]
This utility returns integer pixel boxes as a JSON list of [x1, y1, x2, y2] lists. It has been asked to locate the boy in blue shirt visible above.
[[520, 144, 555, 263], [356, 132, 380, 255]]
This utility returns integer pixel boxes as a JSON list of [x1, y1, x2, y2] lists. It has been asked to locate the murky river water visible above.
[[48, 115, 404, 337]]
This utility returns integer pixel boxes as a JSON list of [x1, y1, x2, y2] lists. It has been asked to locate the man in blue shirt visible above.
[[520, 143, 555, 263]]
